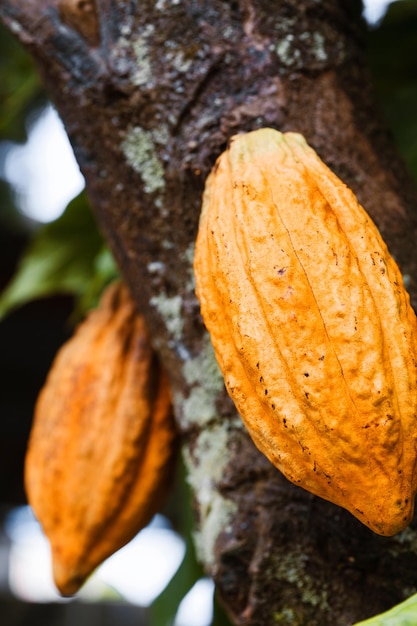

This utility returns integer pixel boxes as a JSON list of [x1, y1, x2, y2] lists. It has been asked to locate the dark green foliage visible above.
[[367, 0, 417, 180], [0, 192, 118, 321], [0, 22, 46, 143], [150, 459, 233, 626], [354, 592, 417, 625]]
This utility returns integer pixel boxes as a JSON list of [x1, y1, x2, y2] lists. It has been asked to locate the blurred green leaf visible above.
[[367, 0, 417, 180], [150, 459, 205, 626], [70, 245, 120, 321], [0, 178, 29, 234], [149, 456, 233, 626], [149, 538, 204, 626], [212, 593, 233, 626], [0, 22, 46, 142], [0, 192, 118, 320], [354, 593, 417, 625]]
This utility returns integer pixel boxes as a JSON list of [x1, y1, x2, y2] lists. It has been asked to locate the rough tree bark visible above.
[[2, 1, 417, 624]]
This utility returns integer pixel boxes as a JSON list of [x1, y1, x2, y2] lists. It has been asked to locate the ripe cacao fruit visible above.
[[194, 127, 417, 536], [25, 281, 177, 595]]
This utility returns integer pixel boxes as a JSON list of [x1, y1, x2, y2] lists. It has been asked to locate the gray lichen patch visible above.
[[112, 23, 155, 87], [274, 27, 329, 70], [184, 242, 196, 293], [131, 36, 152, 86], [150, 292, 183, 341], [183, 423, 238, 570], [183, 334, 222, 388], [178, 334, 226, 429], [177, 334, 241, 570], [180, 386, 217, 427], [184, 242, 195, 267], [172, 49, 193, 73], [311, 32, 327, 62], [273, 607, 302, 625], [147, 261, 165, 274], [121, 127, 165, 194], [8, 20, 23, 34], [270, 551, 329, 611], [388, 526, 417, 559], [163, 38, 194, 74], [126, 23, 155, 87], [156, 0, 182, 9], [151, 124, 170, 146], [275, 34, 301, 68], [121, 127, 163, 190]]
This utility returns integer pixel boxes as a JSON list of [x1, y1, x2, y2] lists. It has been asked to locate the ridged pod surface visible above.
[[25, 281, 177, 595], [194, 128, 417, 536]]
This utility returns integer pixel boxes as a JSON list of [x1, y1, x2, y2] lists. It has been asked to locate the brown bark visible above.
[[2, 1, 417, 624]]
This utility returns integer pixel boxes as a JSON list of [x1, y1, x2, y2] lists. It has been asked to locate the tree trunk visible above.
[[2, 1, 417, 624]]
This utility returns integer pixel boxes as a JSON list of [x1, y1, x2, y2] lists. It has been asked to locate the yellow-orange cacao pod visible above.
[[25, 281, 177, 595], [194, 128, 417, 536]]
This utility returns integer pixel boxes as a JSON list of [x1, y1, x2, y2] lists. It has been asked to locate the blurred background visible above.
[[0, 1, 417, 624]]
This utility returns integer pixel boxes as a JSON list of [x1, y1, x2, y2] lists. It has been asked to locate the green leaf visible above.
[[212, 593, 234, 626], [149, 538, 204, 626], [0, 192, 118, 320], [354, 593, 417, 625], [71, 246, 120, 321], [0, 22, 46, 142], [367, 0, 417, 181], [149, 458, 205, 626]]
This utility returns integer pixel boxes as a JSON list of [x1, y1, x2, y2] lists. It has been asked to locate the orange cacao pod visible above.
[[25, 281, 177, 595], [194, 128, 417, 536]]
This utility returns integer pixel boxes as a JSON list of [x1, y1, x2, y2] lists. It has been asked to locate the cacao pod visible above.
[[194, 128, 417, 536], [25, 281, 177, 595]]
